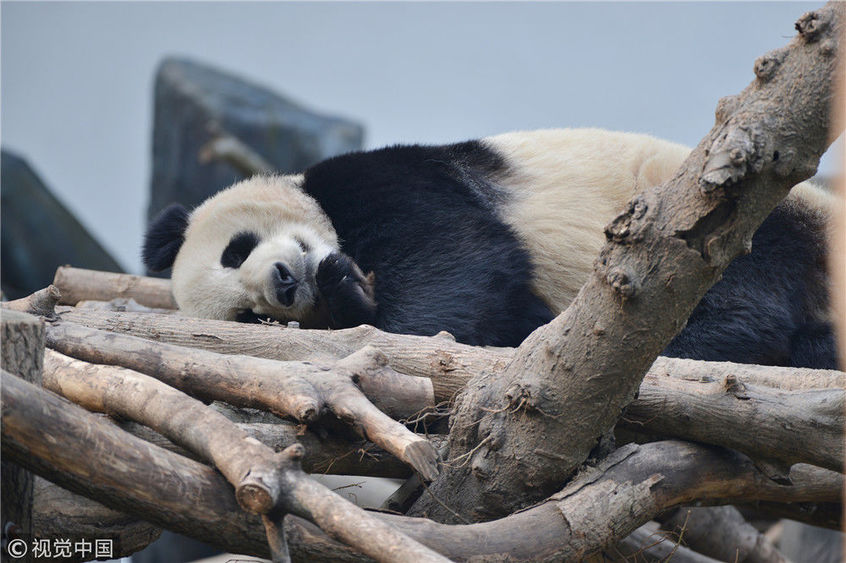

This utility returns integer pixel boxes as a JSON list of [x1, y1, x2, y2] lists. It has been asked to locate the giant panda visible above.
[[143, 128, 838, 369]]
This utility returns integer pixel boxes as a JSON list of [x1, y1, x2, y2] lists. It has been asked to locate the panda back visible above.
[[485, 128, 692, 312], [301, 141, 555, 346]]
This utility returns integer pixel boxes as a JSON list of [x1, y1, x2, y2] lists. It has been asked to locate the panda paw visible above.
[[316, 253, 377, 328], [317, 252, 358, 292]]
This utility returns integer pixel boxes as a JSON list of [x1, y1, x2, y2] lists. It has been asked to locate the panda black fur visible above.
[[143, 128, 838, 368]]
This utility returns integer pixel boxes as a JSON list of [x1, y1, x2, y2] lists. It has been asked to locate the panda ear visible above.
[[143, 204, 189, 272]]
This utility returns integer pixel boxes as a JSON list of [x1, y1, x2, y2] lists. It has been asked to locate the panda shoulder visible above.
[[787, 180, 838, 214], [482, 128, 690, 185]]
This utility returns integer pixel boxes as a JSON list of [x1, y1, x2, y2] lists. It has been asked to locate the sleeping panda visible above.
[[143, 128, 838, 368]]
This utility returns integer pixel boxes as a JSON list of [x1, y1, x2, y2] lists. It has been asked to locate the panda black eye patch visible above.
[[221, 231, 260, 268], [294, 237, 310, 252]]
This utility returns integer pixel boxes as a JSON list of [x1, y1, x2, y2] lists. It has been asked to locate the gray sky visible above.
[[2, 1, 840, 273]]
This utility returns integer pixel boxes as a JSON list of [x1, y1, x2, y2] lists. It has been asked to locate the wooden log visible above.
[[2, 285, 61, 318], [45, 321, 438, 480], [621, 370, 844, 472], [53, 266, 177, 309], [2, 370, 449, 563], [56, 307, 503, 401], [57, 308, 846, 400], [377, 442, 843, 561], [657, 506, 788, 563], [32, 477, 161, 558], [44, 349, 290, 515], [1, 310, 44, 563], [1, 367, 259, 554], [3, 376, 841, 561], [120, 419, 425, 479], [613, 522, 722, 563], [50, 308, 846, 474]]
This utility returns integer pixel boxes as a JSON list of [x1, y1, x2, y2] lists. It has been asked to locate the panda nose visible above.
[[272, 262, 299, 306]]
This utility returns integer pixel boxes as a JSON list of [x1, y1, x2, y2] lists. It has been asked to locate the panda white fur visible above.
[[144, 128, 837, 368]]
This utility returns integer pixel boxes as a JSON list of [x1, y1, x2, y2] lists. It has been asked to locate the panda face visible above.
[[165, 175, 340, 324], [225, 225, 335, 322]]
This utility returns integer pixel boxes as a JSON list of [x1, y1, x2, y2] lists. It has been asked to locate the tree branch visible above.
[[52, 266, 177, 309], [657, 506, 788, 563], [411, 2, 846, 521], [621, 370, 844, 472], [45, 321, 438, 480], [4, 376, 840, 561], [3, 370, 449, 563]]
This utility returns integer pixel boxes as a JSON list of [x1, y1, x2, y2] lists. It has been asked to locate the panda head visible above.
[[143, 175, 339, 323]]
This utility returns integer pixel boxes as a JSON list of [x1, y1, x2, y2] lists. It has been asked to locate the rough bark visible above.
[[657, 506, 788, 563], [52, 266, 177, 309], [43, 349, 295, 515], [50, 307, 845, 478], [2, 285, 61, 318], [55, 307, 845, 400], [411, 3, 845, 522], [6, 367, 841, 560], [32, 478, 162, 558], [120, 419, 428, 479], [611, 522, 722, 563], [45, 321, 438, 480], [621, 370, 844, 472], [2, 371, 449, 563], [1, 310, 44, 563], [57, 306, 496, 401]]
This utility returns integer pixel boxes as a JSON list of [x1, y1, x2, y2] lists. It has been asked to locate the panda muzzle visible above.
[[272, 262, 299, 307]]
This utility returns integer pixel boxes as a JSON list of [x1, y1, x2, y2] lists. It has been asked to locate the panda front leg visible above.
[[316, 252, 378, 329]]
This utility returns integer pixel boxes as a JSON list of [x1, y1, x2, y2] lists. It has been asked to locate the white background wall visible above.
[[2, 1, 840, 272]]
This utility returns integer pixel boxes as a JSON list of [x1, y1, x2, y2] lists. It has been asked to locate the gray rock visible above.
[[148, 57, 365, 224], [1, 150, 123, 299]]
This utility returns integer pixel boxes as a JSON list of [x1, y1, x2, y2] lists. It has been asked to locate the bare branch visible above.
[[2, 284, 61, 318], [33, 478, 162, 558], [622, 370, 844, 472], [4, 377, 840, 561], [57, 307, 845, 398], [2, 370, 450, 563], [657, 506, 788, 563], [44, 321, 439, 481], [414, 3, 846, 521], [121, 419, 428, 479], [52, 307, 845, 475], [53, 266, 177, 309]]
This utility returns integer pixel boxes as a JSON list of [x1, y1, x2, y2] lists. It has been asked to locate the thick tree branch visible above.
[[50, 307, 845, 477], [2, 371, 449, 563], [55, 307, 845, 398], [120, 419, 429, 479], [2, 284, 61, 319], [43, 349, 292, 514], [657, 506, 788, 563], [56, 306, 497, 401], [621, 370, 844, 472], [3, 376, 840, 561], [412, 2, 845, 521], [52, 266, 177, 309], [45, 321, 438, 480], [32, 478, 162, 558]]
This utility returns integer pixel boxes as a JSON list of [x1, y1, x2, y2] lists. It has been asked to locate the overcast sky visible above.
[[2, 1, 840, 273]]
